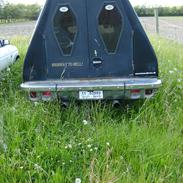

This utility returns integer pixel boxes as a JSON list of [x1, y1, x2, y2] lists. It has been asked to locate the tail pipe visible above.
[[112, 100, 121, 108], [61, 101, 70, 108]]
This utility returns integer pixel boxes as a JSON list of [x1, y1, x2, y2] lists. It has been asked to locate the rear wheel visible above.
[[16, 55, 20, 61]]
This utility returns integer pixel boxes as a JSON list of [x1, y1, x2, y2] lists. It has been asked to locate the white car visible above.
[[0, 39, 19, 72]]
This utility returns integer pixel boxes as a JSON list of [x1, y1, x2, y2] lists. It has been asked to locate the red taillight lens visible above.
[[30, 92, 37, 98], [42, 91, 53, 101], [42, 91, 52, 97], [131, 89, 141, 94]]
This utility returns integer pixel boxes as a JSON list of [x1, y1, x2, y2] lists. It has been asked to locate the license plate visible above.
[[79, 91, 103, 100]]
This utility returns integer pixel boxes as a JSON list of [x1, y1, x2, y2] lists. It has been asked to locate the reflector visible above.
[[42, 91, 52, 97], [30, 92, 37, 98], [131, 89, 141, 94]]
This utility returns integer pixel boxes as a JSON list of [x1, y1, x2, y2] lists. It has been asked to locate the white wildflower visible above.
[[3, 143, 7, 152], [82, 120, 89, 125], [75, 178, 82, 183], [11, 107, 16, 112], [106, 142, 110, 146], [65, 144, 72, 149], [68, 144, 72, 148], [94, 147, 98, 151], [120, 156, 124, 160], [87, 144, 92, 148], [6, 68, 10, 72], [86, 138, 92, 142], [177, 79, 181, 83], [169, 70, 174, 74], [34, 163, 41, 170], [34, 163, 49, 176], [34, 102, 39, 106]]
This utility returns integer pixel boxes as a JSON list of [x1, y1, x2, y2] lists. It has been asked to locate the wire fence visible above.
[[140, 17, 183, 44]]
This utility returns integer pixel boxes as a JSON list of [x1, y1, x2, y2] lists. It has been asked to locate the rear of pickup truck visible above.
[[21, 0, 161, 102]]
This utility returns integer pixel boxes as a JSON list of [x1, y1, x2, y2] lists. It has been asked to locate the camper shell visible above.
[[21, 0, 161, 101]]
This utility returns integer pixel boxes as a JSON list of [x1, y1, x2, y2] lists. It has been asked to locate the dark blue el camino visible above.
[[21, 0, 161, 102]]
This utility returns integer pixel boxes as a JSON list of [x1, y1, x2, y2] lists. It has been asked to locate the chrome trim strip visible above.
[[93, 61, 102, 64], [135, 72, 157, 75], [21, 78, 162, 92]]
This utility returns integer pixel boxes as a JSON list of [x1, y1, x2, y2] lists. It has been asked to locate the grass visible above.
[[0, 36, 183, 183], [0, 19, 31, 25], [161, 16, 183, 21]]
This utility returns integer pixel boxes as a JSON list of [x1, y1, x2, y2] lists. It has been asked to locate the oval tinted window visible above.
[[98, 4, 122, 53], [53, 6, 77, 55]]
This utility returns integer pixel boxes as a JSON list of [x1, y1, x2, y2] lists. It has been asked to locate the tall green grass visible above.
[[0, 36, 183, 183]]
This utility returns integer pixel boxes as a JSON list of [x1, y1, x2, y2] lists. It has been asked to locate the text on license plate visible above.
[[79, 91, 103, 100]]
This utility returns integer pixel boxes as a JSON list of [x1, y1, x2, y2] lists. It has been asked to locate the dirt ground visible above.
[[0, 17, 183, 44], [0, 21, 35, 39]]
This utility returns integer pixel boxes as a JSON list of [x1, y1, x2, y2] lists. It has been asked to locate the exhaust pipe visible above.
[[61, 101, 70, 108], [112, 100, 121, 108]]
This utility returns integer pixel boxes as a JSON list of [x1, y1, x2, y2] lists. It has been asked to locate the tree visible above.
[[0, 3, 41, 21], [134, 5, 183, 17], [24, 4, 41, 20]]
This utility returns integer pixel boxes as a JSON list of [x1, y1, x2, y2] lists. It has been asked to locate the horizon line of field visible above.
[[0, 17, 182, 44]]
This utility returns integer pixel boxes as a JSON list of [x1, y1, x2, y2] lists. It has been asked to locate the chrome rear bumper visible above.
[[21, 78, 161, 100]]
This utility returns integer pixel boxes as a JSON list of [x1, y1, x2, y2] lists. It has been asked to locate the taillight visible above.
[[29, 92, 40, 101], [130, 89, 141, 99], [131, 89, 141, 94], [42, 91, 52, 101], [42, 91, 52, 97], [30, 92, 37, 98]]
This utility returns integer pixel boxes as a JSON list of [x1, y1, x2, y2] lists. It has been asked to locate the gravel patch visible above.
[[0, 21, 35, 39]]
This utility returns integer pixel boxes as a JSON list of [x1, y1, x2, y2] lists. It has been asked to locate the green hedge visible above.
[[134, 6, 183, 17], [0, 3, 41, 21], [0, 3, 182, 22]]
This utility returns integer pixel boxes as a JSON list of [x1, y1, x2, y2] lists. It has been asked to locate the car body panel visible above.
[[0, 44, 19, 72]]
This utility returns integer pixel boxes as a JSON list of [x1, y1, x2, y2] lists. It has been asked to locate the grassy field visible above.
[[0, 36, 183, 183]]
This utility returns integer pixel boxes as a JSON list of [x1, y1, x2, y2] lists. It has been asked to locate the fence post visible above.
[[154, 8, 159, 34]]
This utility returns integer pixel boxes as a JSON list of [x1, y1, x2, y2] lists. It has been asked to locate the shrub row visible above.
[[0, 3, 41, 21], [0, 3, 182, 22], [135, 5, 183, 17]]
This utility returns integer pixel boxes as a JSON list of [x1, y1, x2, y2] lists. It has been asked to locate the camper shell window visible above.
[[53, 6, 77, 55], [98, 4, 122, 54]]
